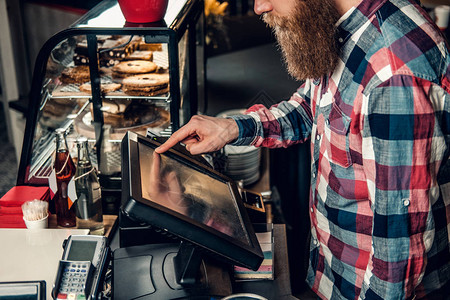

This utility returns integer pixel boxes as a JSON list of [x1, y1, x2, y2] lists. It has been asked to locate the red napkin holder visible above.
[[0, 186, 50, 228]]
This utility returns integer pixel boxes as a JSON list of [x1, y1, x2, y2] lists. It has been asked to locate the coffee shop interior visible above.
[[0, 0, 448, 299]]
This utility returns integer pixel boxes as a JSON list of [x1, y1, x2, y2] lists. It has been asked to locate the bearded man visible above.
[[156, 0, 450, 298]]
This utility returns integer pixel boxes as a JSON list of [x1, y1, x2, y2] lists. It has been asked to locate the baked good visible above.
[[122, 86, 170, 96], [124, 50, 153, 61], [74, 54, 120, 67], [79, 82, 122, 93], [73, 54, 90, 65], [89, 99, 163, 127], [85, 99, 130, 128], [74, 35, 113, 56], [111, 60, 157, 79], [74, 101, 170, 140], [97, 99, 130, 125], [74, 36, 142, 67], [112, 60, 157, 74], [99, 36, 141, 60], [40, 98, 77, 129], [121, 73, 170, 96], [138, 42, 163, 51], [60, 65, 90, 84]]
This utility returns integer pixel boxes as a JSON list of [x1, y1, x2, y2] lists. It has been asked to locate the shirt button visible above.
[[312, 172, 316, 178], [338, 37, 344, 43], [326, 119, 330, 126], [310, 207, 314, 213], [403, 198, 410, 206], [316, 134, 321, 141], [313, 239, 319, 246]]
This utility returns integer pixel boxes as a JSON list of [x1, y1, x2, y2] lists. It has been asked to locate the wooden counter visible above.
[[48, 214, 118, 237]]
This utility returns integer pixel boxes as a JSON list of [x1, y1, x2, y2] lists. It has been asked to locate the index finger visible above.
[[155, 126, 194, 153]]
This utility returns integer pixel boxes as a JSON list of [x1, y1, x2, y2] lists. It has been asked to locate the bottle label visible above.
[[49, 169, 77, 210], [48, 169, 57, 199], [67, 177, 77, 210]]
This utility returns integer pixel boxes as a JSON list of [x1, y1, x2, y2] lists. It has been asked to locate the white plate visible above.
[[216, 108, 247, 118]]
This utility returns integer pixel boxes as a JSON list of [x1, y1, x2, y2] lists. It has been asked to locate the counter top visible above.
[[0, 214, 118, 299], [0, 228, 89, 299]]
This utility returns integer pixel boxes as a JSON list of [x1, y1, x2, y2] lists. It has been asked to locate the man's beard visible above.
[[263, 0, 341, 80]]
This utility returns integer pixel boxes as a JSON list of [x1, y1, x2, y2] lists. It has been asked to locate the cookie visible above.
[[122, 73, 169, 87], [60, 65, 90, 84], [111, 60, 157, 75], [79, 82, 122, 93], [122, 73, 170, 96], [122, 86, 170, 97], [100, 99, 129, 114]]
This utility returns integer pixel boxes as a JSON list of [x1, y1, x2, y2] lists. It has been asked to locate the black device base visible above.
[[113, 243, 232, 299]]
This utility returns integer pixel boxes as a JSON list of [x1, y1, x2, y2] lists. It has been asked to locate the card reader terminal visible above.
[[53, 235, 110, 300]]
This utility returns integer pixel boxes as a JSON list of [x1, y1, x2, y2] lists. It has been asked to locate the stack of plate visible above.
[[216, 109, 261, 186]]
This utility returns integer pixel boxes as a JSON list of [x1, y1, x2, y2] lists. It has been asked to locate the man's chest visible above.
[[308, 76, 365, 170]]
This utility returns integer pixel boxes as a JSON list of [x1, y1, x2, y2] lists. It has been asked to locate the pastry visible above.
[[99, 36, 141, 60], [112, 60, 157, 74], [121, 86, 170, 96], [138, 42, 163, 51], [79, 82, 122, 93], [111, 60, 157, 79], [99, 99, 129, 126], [121, 73, 170, 96], [124, 51, 153, 61], [74, 36, 141, 66], [60, 65, 90, 84], [41, 98, 77, 128]]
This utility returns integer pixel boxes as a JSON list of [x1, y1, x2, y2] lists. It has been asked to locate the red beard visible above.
[[262, 0, 341, 80]]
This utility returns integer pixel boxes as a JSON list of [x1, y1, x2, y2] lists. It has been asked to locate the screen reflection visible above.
[[139, 143, 250, 245]]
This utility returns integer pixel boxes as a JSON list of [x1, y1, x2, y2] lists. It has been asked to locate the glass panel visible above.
[[26, 34, 173, 184], [178, 31, 189, 125]]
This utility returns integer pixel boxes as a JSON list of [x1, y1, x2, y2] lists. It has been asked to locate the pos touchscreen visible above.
[[121, 131, 264, 271]]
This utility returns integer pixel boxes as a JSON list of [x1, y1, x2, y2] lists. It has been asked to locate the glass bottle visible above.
[[54, 128, 77, 227], [99, 124, 120, 176], [74, 136, 104, 235]]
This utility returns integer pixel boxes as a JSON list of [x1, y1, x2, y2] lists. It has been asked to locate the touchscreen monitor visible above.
[[121, 131, 263, 271], [139, 142, 250, 245]]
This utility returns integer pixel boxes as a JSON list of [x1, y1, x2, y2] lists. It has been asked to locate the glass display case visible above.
[[16, 0, 205, 212]]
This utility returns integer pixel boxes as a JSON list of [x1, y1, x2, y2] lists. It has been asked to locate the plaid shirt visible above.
[[231, 0, 450, 299]]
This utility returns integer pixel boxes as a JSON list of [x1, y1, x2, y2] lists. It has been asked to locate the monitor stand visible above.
[[113, 242, 231, 299]]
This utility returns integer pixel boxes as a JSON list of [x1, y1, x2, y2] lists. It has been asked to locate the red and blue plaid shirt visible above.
[[231, 0, 450, 298]]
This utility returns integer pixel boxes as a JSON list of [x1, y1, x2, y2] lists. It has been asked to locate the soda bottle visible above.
[[54, 128, 76, 227], [74, 136, 104, 235]]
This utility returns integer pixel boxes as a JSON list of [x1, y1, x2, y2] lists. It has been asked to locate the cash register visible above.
[[115, 131, 264, 299]]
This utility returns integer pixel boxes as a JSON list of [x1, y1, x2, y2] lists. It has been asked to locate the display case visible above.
[[16, 0, 205, 213]]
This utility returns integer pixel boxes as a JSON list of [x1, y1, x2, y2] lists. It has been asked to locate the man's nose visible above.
[[254, 0, 273, 15]]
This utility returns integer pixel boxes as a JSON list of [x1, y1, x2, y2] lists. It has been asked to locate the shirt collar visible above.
[[335, 0, 389, 47]]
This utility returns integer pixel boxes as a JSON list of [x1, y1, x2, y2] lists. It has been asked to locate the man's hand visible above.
[[155, 115, 239, 155]]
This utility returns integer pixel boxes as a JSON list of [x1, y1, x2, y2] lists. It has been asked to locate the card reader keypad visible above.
[[57, 262, 89, 300]]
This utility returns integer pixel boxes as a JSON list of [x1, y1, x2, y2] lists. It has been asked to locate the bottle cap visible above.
[[76, 136, 89, 144], [55, 128, 66, 134]]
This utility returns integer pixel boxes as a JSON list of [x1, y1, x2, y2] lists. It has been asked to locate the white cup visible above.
[[435, 5, 450, 30], [23, 214, 49, 229]]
